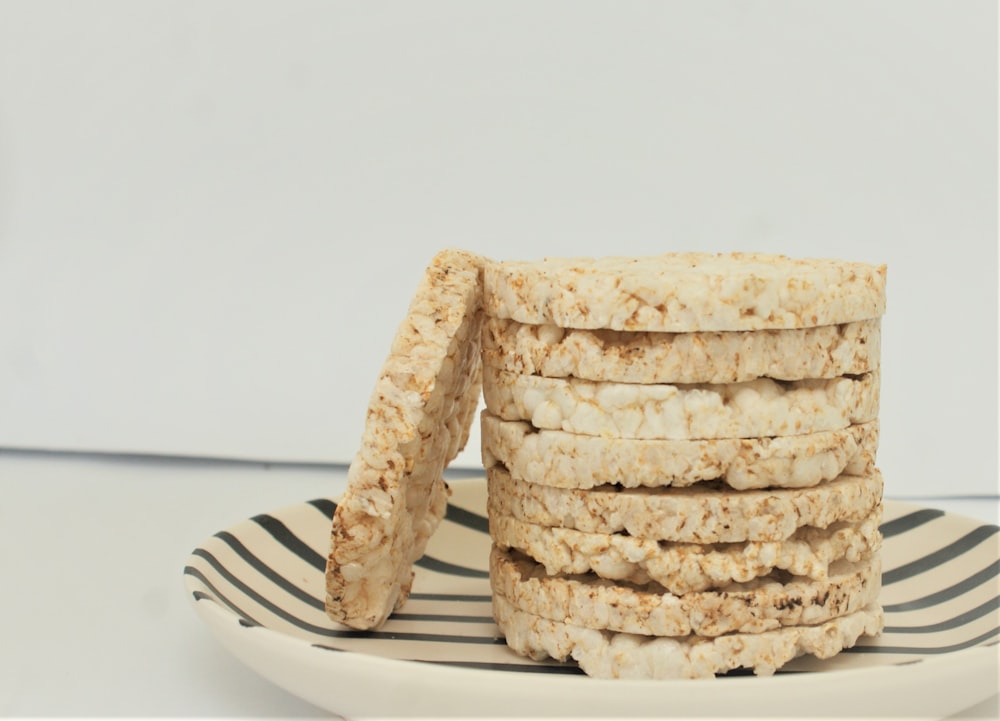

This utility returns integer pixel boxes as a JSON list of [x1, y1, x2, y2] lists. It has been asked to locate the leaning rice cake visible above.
[[325, 249, 485, 630]]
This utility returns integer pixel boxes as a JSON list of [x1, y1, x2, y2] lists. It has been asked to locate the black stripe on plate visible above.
[[419, 659, 586, 675], [190, 548, 332, 632], [183, 565, 262, 627], [308, 498, 337, 519], [190, 548, 371, 638], [884, 596, 1000, 634], [214, 531, 325, 611], [409, 592, 492, 602], [333, 630, 507, 645], [251, 514, 327, 572], [718, 667, 802, 677], [880, 508, 945, 539], [444, 504, 490, 534], [311, 641, 515, 657], [882, 525, 999, 585], [884, 561, 999, 613], [847, 626, 1000, 655], [415, 555, 490, 578], [312, 645, 582, 675], [189, 549, 501, 644], [391, 612, 494, 624], [311, 629, 507, 645]]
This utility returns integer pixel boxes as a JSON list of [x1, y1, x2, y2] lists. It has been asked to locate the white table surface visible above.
[[1, 449, 996, 718]]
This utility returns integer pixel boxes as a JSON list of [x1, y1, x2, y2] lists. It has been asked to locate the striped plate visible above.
[[184, 479, 999, 718]]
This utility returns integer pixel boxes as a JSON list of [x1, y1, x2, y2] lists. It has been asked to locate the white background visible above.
[[0, 0, 995, 497]]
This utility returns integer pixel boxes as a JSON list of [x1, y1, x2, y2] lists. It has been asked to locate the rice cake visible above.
[[483, 316, 880, 384], [490, 546, 881, 637], [483, 252, 886, 332], [492, 593, 885, 679], [486, 465, 884, 543], [325, 249, 485, 630], [489, 507, 883, 594], [481, 413, 877, 490], [483, 366, 879, 440]]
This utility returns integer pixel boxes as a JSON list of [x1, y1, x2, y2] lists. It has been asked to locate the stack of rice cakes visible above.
[[480, 253, 887, 679]]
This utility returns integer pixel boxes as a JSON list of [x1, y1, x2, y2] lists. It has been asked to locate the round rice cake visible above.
[[486, 465, 884, 543], [488, 507, 883, 594], [490, 545, 881, 637], [483, 252, 886, 332], [492, 593, 885, 679], [482, 316, 880, 384], [481, 413, 878, 490], [325, 249, 485, 630], [482, 366, 879, 440]]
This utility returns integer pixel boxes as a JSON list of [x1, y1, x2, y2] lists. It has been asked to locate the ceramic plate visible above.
[[184, 479, 999, 718]]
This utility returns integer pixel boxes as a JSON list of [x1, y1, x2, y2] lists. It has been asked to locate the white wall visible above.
[[0, 1, 995, 496]]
